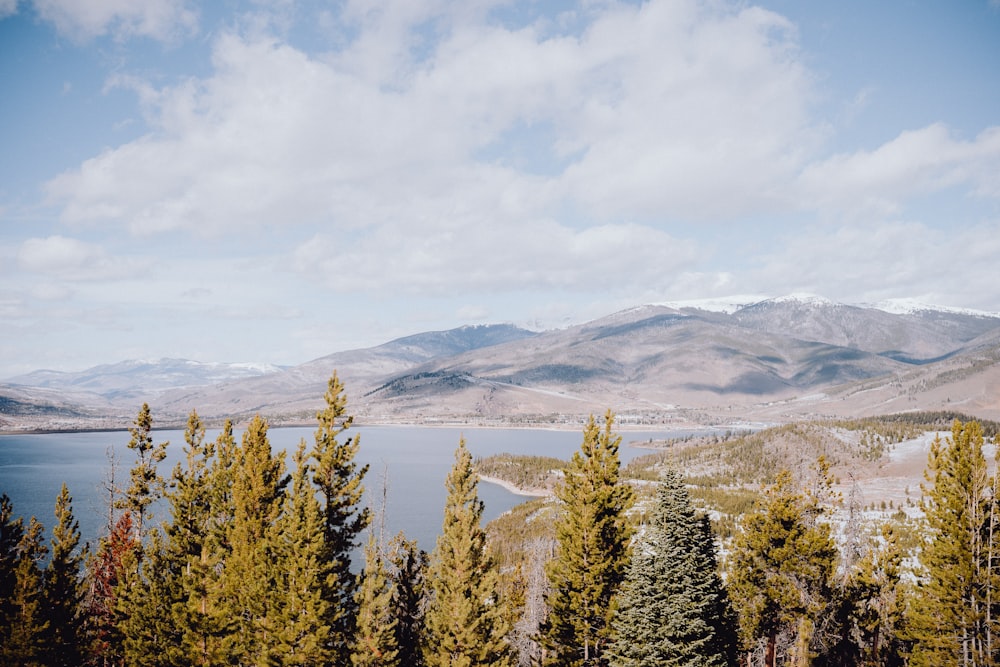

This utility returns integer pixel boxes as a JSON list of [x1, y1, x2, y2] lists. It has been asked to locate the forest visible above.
[[1, 371, 998, 667]]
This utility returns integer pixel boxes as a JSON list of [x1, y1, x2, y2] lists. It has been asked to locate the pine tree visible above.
[[908, 420, 998, 666], [164, 410, 228, 667], [607, 469, 737, 667], [839, 523, 906, 667], [116, 403, 168, 548], [388, 532, 428, 667], [312, 372, 371, 665], [542, 411, 634, 667], [83, 510, 138, 666], [219, 414, 288, 664], [727, 469, 838, 667], [351, 532, 400, 667], [42, 483, 88, 667], [0, 516, 49, 666], [423, 438, 513, 667], [264, 440, 333, 666], [0, 493, 26, 650]]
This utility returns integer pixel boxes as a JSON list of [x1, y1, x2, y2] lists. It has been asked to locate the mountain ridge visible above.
[[3, 296, 999, 430]]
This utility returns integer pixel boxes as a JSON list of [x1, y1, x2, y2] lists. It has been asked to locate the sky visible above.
[[1, 0, 999, 378]]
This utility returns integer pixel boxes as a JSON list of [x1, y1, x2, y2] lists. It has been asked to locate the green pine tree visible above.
[[908, 420, 999, 666], [116, 403, 169, 548], [0, 517, 49, 667], [0, 494, 26, 651], [351, 532, 400, 667], [838, 523, 906, 667], [311, 372, 371, 666], [220, 414, 289, 664], [387, 532, 428, 667], [264, 440, 333, 666], [727, 469, 838, 667], [423, 438, 513, 667], [164, 410, 229, 667], [607, 468, 737, 667], [42, 483, 88, 667], [542, 411, 634, 667]]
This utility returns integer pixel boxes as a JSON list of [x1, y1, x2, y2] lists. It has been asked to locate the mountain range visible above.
[[3, 296, 999, 431]]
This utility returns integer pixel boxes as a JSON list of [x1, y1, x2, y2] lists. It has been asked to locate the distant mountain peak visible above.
[[760, 293, 837, 307], [868, 298, 1000, 319]]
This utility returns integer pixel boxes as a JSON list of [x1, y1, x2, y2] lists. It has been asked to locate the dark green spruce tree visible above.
[[542, 411, 634, 667], [42, 483, 88, 667], [422, 438, 513, 667], [607, 468, 737, 667], [312, 372, 371, 665]]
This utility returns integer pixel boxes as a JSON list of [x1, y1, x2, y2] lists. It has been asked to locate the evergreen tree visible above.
[[310, 373, 371, 664], [388, 532, 428, 667], [607, 469, 737, 667], [423, 438, 513, 667], [838, 524, 906, 667], [42, 483, 88, 667], [0, 517, 49, 667], [164, 410, 228, 667], [908, 420, 999, 666], [264, 440, 333, 666], [0, 494, 26, 650], [542, 411, 634, 667], [727, 469, 838, 667], [351, 532, 400, 667], [116, 403, 168, 547], [219, 414, 288, 664], [83, 510, 137, 666]]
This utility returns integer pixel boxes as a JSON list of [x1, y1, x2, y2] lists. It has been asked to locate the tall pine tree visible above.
[[423, 438, 513, 667], [264, 440, 333, 666], [727, 469, 838, 667], [312, 372, 371, 665], [607, 468, 737, 667], [220, 414, 289, 664], [387, 532, 428, 667], [43, 483, 88, 667], [542, 411, 634, 667], [908, 419, 999, 666], [0, 517, 49, 666]]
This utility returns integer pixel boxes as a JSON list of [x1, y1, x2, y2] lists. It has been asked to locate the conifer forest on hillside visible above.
[[3, 372, 1000, 666]]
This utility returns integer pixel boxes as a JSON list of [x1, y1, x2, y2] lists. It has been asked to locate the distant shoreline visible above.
[[477, 474, 549, 498]]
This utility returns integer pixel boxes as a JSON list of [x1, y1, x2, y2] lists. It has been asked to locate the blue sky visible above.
[[1, 0, 999, 378]]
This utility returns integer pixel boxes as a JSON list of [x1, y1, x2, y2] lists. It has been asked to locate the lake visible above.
[[0, 424, 696, 554]]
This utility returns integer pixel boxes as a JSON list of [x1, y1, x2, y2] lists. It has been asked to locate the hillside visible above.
[[3, 296, 999, 431]]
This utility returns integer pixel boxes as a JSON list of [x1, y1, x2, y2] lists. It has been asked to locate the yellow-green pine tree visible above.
[[312, 372, 371, 665], [909, 420, 998, 666], [542, 411, 634, 667], [423, 438, 513, 667]]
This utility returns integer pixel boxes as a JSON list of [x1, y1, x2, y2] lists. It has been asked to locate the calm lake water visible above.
[[0, 425, 695, 553]]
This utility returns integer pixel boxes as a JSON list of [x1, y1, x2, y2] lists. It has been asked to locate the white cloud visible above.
[[747, 221, 1000, 310], [0, 0, 17, 19], [17, 235, 142, 281], [38, 0, 1000, 312], [31, 0, 198, 41], [796, 124, 1000, 217]]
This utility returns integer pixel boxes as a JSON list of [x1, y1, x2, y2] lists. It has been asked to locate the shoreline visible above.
[[477, 473, 550, 498]]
